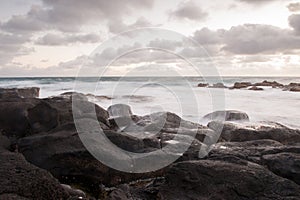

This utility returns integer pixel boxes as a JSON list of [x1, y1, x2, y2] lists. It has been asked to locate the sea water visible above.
[[0, 76, 299, 129]]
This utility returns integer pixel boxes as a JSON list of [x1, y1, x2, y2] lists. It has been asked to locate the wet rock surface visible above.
[[0, 87, 299, 199]]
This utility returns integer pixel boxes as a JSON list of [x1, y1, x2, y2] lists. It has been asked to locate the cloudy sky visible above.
[[0, 0, 300, 76]]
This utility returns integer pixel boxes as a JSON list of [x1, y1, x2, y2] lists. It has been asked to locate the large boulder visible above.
[[203, 110, 249, 122], [107, 104, 133, 118], [157, 159, 300, 200], [0, 95, 110, 139], [208, 121, 300, 145], [0, 87, 40, 99], [45, 95, 110, 129]]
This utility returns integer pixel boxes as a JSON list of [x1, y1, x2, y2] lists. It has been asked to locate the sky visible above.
[[0, 0, 300, 77]]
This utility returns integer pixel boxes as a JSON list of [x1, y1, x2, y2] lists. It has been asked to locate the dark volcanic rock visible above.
[[107, 104, 134, 130], [108, 104, 132, 118], [207, 139, 284, 165], [106, 178, 164, 200], [197, 83, 209, 87], [262, 152, 300, 185], [209, 83, 227, 88], [0, 87, 40, 99], [203, 110, 249, 122], [17, 126, 163, 196], [290, 86, 300, 92], [27, 101, 59, 133], [207, 140, 300, 185], [0, 150, 70, 200], [122, 111, 203, 134], [231, 82, 252, 89], [254, 80, 284, 88], [283, 83, 300, 92], [0, 99, 39, 138], [0, 95, 110, 139], [249, 86, 264, 91], [45, 95, 110, 129], [208, 121, 300, 145], [158, 159, 300, 200]]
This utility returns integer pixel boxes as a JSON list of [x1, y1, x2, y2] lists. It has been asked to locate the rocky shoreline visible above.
[[198, 80, 300, 92], [0, 87, 299, 199]]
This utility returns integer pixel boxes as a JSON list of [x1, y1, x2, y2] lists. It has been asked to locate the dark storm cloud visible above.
[[169, 0, 208, 21]]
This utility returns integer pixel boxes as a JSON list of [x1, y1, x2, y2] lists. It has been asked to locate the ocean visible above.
[[1, 76, 299, 129]]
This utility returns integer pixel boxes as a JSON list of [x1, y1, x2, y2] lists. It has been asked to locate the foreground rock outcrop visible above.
[[0, 87, 300, 199]]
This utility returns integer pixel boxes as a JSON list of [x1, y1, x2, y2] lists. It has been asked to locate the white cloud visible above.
[[108, 17, 155, 34], [169, 0, 208, 21], [36, 33, 101, 46], [287, 2, 300, 12], [289, 14, 300, 34]]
